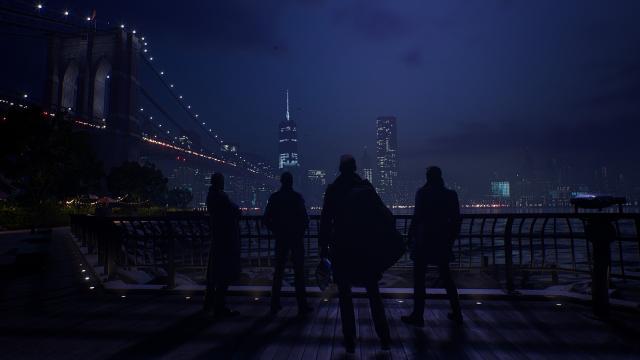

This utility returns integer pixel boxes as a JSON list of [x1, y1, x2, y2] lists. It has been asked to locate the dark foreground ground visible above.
[[1, 229, 639, 359]]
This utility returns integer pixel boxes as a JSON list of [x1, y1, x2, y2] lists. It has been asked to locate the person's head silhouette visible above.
[[211, 172, 225, 191], [426, 166, 444, 187], [280, 171, 293, 189], [339, 154, 357, 174]]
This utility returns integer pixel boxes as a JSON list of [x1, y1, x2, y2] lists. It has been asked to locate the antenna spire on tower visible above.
[[286, 89, 290, 122]]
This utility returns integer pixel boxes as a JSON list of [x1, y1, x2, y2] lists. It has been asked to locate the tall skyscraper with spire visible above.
[[278, 90, 300, 170]]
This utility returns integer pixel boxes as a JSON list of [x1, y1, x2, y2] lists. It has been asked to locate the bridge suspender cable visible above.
[[1, 0, 272, 177]]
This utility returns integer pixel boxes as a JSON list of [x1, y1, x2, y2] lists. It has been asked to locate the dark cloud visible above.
[[130, 1, 290, 53], [589, 83, 640, 107], [402, 49, 423, 67], [332, 0, 411, 41]]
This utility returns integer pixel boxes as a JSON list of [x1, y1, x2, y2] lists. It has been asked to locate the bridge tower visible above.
[[45, 29, 142, 169]]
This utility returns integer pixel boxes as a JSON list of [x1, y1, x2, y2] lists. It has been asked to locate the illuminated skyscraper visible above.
[[490, 180, 511, 199], [306, 169, 327, 207], [376, 116, 398, 198], [307, 169, 327, 186], [360, 147, 373, 183], [278, 90, 300, 170]]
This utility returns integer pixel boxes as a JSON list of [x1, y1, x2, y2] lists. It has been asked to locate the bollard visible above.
[[584, 218, 616, 318]]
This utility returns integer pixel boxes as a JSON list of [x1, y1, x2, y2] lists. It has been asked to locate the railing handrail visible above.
[[70, 212, 640, 221]]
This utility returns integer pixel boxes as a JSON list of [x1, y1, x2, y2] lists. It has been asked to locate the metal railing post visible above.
[[504, 216, 515, 293], [166, 220, 176, 289]]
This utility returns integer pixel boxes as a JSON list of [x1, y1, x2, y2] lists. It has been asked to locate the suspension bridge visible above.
[[0, 0, 275, 180]]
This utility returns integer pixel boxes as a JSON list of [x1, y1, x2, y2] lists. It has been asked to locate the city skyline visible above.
[[3, 0, 639, 195], [1, 0, 639, 207]]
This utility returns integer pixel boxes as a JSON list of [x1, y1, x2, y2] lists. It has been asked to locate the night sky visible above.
[[2, 0, 640, 193]]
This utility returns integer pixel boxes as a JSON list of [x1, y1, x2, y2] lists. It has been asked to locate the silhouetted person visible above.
[[320, 155, 391, 353], [204, 173, 242, 318], [402, 166, 463, 327], [263, 172, 313, 316]]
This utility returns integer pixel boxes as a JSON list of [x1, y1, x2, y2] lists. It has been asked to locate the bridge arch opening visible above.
[[61, 62, 80, 113], [93, 58, 112, 121]]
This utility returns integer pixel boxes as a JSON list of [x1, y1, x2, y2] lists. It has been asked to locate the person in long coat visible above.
[[402, 166, 463, 326], [204, 173, 242, 318], [319, 155, 391, 353]]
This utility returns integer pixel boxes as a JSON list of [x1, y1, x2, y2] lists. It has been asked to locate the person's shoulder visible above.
[[325, 181, 338, 192], [415, 184, 428, 196], [445, 188, 459, 203], [361, 178, 374, 188], [269, 190, 287, 203]]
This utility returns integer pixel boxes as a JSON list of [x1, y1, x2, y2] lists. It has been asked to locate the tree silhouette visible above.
[[107, 162, 168, 205], [0, 106, 103, 207], [167, 187, 193, 209]]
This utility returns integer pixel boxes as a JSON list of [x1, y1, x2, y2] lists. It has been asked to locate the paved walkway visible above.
[[1, 228, 639, 359]]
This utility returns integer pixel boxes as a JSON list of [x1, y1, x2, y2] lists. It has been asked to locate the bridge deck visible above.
[[1, 229, 639, 359]]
